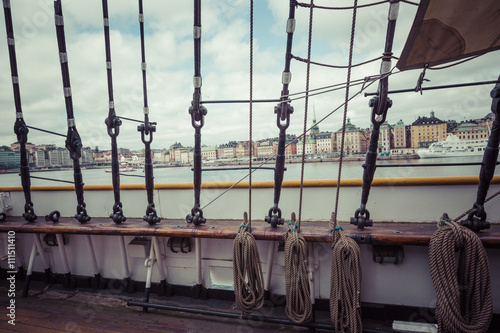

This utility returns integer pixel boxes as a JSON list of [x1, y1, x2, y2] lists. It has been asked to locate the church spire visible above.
[[311, 105, 319, 136]]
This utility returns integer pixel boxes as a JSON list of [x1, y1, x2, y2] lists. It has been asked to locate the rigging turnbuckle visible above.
[[22, 202, 37, 222], [144, 203, 160, 225]]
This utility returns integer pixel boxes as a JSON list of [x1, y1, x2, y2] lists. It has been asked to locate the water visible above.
[[0, 156, 495, 187]]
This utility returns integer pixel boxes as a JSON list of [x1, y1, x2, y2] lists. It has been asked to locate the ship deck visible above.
[[0, 280, 437, 333]]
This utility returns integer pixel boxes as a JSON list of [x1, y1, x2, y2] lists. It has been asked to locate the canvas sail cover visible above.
[[396, 0, 500, 71]]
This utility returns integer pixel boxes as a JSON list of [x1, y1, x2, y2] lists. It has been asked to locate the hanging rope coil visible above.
[[284, 215, 312, 323], [329, 215, 362, 332], [232, 213, 264, 314], [429, 220, 492, 333]]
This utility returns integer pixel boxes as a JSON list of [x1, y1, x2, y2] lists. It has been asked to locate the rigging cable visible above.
[[429, 219, 492, 332], [330, 1, 362, 332], [264, 0, 297, 229], [2, 0, 34, 222], [137, 0, 160, 225], [350, 0, 399, 230], [53, 0, 90, 223], [3, 0, 56, 296], [232, 2, 264, 315], [102, 0, 125, 224], [284, 0, 313, 324], [186, 0, 208, 227], [53, 0, 106, 290]]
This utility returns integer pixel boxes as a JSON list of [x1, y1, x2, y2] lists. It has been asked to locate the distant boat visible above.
[[417, 133, 488, 158], [105, 168, 135, 173]]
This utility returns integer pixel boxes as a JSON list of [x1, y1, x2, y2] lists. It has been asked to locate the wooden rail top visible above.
[[1, 217, 500, 247]]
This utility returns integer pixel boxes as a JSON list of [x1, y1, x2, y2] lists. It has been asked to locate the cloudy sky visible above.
[[1, 0, 499, 151]]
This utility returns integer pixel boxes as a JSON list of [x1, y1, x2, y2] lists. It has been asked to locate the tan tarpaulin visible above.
[[396, 0, 500, 71]]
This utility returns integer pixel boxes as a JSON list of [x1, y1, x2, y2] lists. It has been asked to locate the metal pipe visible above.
[[264, 241, 276, 294], [152, 236, 166, 281], [196, 237, 202, 285], [127, 300, 333, 330], [56, 234, 70, 274], [85, 235, 100, 275], [376, 162, 498, 167], [33, 234, 49, 269], [119, 236, 130, 278], [22, 243, 37, 297]]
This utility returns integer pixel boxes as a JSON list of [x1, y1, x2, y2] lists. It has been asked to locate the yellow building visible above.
[[452, 122, 489, 140], [335, 118, 368, 154], [410, 111, 447, 148]]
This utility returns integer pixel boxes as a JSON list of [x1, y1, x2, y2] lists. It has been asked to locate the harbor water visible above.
[[0, 156, 495, 187]]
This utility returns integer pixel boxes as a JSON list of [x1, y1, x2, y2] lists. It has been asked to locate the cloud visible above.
[[1, 0, 499, 153]]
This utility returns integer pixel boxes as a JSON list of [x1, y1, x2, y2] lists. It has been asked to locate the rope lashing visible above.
[[102, 0, 125, 224], [53, 0, 90, 223], [429, 219, 492, 332], [232, 212, 264, 314], [284, 213, 312, 323], [3, 0, 36, 222], [329, 213, 362, 333], [265, 0, 296, 228], [136, 0, 160, 225], [186, 0, 207, 227]]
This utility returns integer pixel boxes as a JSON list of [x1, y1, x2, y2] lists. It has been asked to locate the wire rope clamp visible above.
[[350, 206, 373, 230], [186, 207, 206, 226], [265, 205, 284, 229]]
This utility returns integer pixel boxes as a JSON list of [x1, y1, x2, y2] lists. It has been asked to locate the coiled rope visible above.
[[330, 222, 362, 332], [284, 215, 312, 323], [232, 215, 264, 314], [429, 220, 492, 333]]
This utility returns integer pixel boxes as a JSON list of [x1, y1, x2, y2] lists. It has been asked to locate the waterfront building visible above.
[[256, 140, 275, 157], [474, 112, 495, 131], [10, 142, 36, 152], [201, 146, 218, 160], [410, 111, 447, 148], [0, 151, 22, 169], [393, 119, 411, 149], [378, 122, 393, 155], [335, 118, 368, 154], [218, 141, 237, 159], [315, 132, 333, 153], [48, 149, 63, 167], [452, 121, 489, 140], [296, 135, 317, 155], [35, 150, 48, 168], [284, 135, 297, 157]]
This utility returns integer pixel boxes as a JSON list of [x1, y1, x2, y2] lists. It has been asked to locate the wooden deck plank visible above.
[[2, 216, 500, 247]]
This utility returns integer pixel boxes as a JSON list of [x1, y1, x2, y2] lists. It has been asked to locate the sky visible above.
[[0, 0, 499, 151]]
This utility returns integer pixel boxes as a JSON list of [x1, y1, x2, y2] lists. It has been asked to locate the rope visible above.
[[248, 0, 253, 224], [330, 226, 362, 332], [232, 215, 264, 314], [452, 189, 500, 222], [292, 54, 398, 69], [330, 3, 363, 332], [284, 221, 312, 323], [429, 221, 492, 332], [298, 0, 314, 224], [296, 0, 389, 10]]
